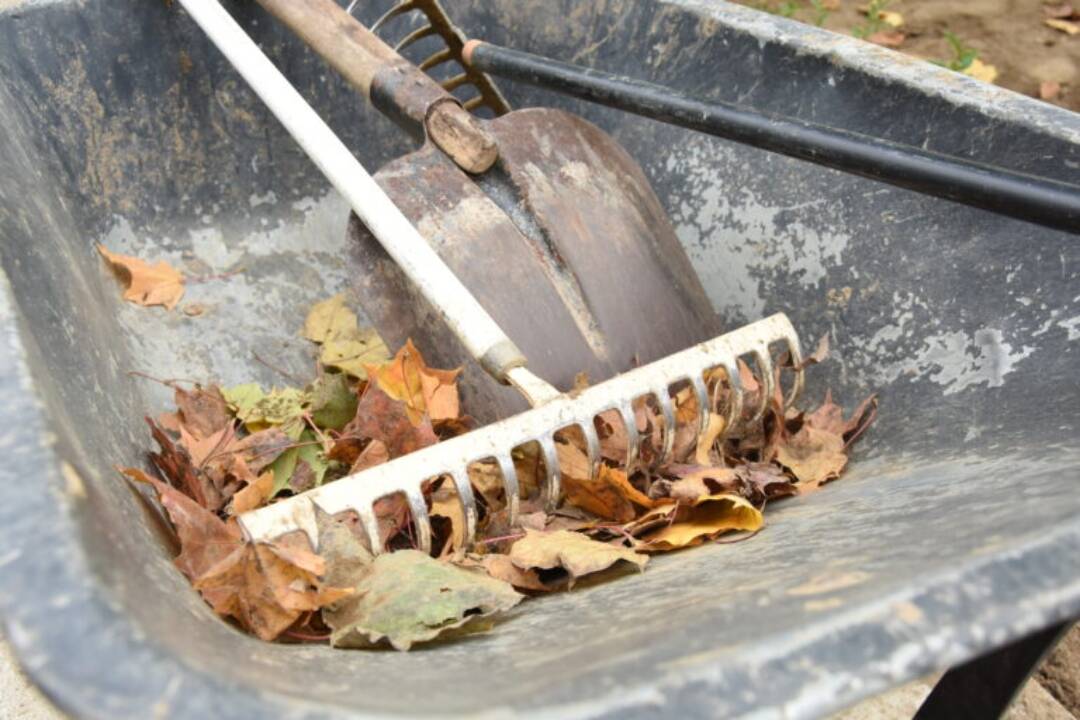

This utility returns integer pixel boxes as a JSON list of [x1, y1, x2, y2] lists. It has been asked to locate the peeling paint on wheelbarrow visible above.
[[0, 0, 1077, 718]]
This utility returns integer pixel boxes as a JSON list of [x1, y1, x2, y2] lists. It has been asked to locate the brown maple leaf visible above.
[[342, 384, 437, 459], [120, 467, 242, 580], [146, 417, 220, 509], [97, 244, 185, 310], [173, 385, 231, 440]]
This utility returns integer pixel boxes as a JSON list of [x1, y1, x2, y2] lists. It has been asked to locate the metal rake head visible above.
[[348, 0, 511, 116], [238, 313, 803, 553]]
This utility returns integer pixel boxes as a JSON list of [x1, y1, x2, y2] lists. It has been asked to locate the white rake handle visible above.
[[176, 0, 526, 381]]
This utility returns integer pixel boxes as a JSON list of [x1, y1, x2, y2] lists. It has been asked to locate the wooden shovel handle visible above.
[[254, 0, 497, 173]]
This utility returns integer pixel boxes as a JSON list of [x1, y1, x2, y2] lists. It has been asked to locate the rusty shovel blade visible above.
[[350, 106, 720, 421]]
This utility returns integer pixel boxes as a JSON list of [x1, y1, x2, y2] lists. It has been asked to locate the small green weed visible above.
[[809, 0, 832, 26], [933, 31, 979, 72]]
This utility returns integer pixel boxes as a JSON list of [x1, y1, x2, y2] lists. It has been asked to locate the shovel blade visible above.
[[349, 108, 718, 421]]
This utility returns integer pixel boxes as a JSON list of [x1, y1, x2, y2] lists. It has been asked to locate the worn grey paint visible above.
[[0, 0, 1076, 718]]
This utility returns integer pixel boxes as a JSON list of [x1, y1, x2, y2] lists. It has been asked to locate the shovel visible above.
[[253, 0, 721, 423]]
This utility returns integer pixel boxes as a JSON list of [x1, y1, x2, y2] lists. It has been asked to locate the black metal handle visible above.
[[464, 41, 1080, 234]]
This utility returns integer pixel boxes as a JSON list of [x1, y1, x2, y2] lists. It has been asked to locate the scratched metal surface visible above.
[[0, 0, 1076, 718]]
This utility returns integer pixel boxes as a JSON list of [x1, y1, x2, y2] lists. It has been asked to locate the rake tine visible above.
[[653, 387, 677, 467], [785, 337, 806, 406], [720, 359, 744, 434], [239, 315, 804, 551], [582, 418, 602, 477], [462, 95, 485, 112], [395, 24, 436, 52], [496, 452, 520, 525], [419, 47, 453, 71], [618, 400, 640, 471], [450, 467, 478, 547], [405, 484, 433, 554], [441, 72, 470, 92], [750, 346, 775, 424], [538, 433, 561, 512], [357, 502, 382, 557], [368, 1, 416, 33], [690, 373, 711, 438]]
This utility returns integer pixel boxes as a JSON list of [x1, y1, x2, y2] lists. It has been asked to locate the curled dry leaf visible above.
[[324, 549, 521, 651], [97, 244, 185, 310], [635, 494, 764, 552], [509, 529, 647, 586]]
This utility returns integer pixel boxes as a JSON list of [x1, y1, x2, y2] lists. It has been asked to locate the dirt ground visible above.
[[734, 0, 1080, 113], [1039, 625, 1080, 717]]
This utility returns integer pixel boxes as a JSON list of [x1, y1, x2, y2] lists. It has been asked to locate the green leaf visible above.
[[222, 383, 264, 419], [309, 373, 358, 430], [298, 439, 329, 488], [323, 550, 522, 651], [268, 420, 308, 495]]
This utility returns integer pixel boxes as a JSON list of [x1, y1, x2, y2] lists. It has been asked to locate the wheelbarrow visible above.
[[0, 0, 1077, 718]]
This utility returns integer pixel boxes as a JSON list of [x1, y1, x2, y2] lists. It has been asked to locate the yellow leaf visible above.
[[963, 58, 999, 84], [641, 494, 763, 552], [879, 10, 903, 28], [97, 244, 185, 310], [303, 294, 358, 343], [1045, 18, 1080, 35], [319, 327, 390, 379]]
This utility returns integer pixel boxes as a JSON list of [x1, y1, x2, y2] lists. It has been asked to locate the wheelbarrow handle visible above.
[[463, 41, 1080, 234], [177, 0, 526, 382], [254, 0, 496, 174]]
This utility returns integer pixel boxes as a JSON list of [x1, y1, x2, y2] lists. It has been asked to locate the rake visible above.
[[177, 0, 805, 554]]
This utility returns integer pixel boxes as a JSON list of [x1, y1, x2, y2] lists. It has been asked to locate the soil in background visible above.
[[734, 0, 1080, 113]]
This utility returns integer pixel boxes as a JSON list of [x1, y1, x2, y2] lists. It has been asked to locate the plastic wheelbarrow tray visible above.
[[0, 0, 1077, 717]]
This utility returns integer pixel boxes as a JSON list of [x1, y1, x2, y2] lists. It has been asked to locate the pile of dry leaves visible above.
[[121, 294, 876, 651]]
